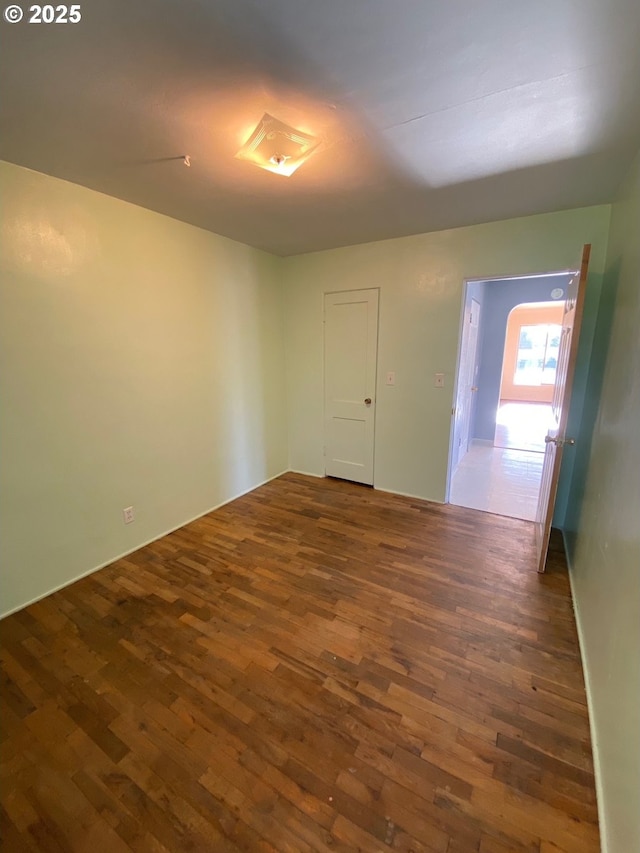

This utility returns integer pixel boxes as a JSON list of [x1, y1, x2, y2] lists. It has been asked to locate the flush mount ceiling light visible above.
[[235, 113, 320, 177]]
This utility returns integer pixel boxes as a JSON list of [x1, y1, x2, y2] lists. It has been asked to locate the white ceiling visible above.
[[1, 0, 639, 255]]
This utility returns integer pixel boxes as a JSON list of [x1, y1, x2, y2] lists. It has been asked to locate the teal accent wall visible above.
[[563, 151, 640, 853]]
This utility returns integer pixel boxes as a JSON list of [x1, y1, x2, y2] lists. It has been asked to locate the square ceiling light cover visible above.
[[235, 113, 320, 176]]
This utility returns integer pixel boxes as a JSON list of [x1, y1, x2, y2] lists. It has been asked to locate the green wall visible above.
[[565, 152, 640, 853], [0, 161, 288, 617], [1, 153, 636, 851], [0, 158, 615, 617], [283, 205, 611, 503]]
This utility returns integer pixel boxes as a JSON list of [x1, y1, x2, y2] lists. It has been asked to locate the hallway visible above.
[[450, 402, 553, 521]]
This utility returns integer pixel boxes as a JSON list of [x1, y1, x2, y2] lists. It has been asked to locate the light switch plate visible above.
[[386, 371, 396, 386], [434, 373, 445, 388]]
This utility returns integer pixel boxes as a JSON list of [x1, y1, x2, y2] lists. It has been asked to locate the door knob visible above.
[[364, 397, 372, 405]]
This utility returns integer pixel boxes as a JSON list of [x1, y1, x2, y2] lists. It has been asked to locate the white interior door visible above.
[[535, 245, 591, 572], [452, 297, 481, 471], [324, 289, 379, 485]]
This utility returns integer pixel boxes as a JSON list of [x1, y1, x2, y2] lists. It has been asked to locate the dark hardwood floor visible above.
[[0, 472, 599, 852]]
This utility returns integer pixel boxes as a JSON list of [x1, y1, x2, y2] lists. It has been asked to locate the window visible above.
[[514, 324, 561, 386]]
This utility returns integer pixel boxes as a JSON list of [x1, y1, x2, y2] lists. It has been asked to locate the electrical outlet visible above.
[[434, 373, 445, 388], [123, 506, 134, 524]]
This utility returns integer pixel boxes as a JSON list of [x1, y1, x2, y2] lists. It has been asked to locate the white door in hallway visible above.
[[536, 244, 591, 572], [324, 289, 379, 485], [452, 297, 481, 470]]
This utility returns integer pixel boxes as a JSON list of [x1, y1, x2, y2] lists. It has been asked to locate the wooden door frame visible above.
[[535, 245, 591, 572]]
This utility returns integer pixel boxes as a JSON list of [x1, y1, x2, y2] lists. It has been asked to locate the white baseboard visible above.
[[374, 484, 443, 503], [288, 469, 325, 479], [289, 472, 442, 505], [562, 529, 607, 853], [1, 469, 289, 621]]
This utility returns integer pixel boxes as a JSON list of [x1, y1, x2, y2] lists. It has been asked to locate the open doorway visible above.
[[494, 300, 564, 454], [447, 273, 573, 520]]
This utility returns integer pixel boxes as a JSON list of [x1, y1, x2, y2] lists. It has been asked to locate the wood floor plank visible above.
[[1, 473, 599, 851]]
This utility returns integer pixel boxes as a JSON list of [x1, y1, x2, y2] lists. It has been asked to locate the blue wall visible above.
[[473, 274, 572, 441]]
